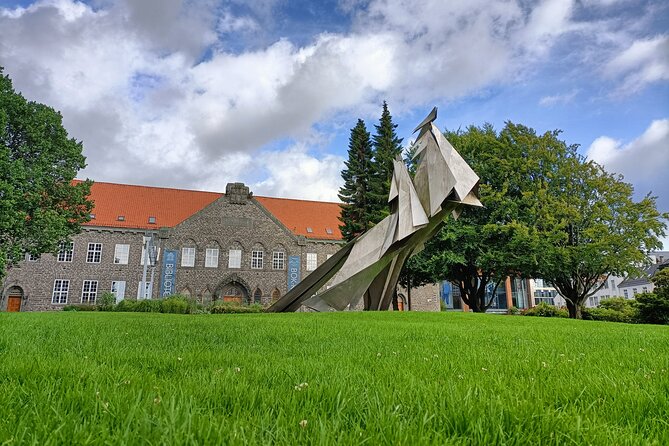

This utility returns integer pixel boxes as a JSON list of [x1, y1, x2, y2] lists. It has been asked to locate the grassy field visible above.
[[0, 312, 667, 445]]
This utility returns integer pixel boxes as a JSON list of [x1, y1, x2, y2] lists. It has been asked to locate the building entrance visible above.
[[7, 286, 23, 312]]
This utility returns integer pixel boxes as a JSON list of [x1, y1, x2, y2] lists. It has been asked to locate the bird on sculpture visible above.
[[267, 107, 481, 313]]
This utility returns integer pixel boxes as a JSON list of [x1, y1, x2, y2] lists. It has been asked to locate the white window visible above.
[[228, 249, 241, 268], [632, 288, 637, 296], [623, 289, 629, 298], [81, 280, 98, 304], [86, 243, 102, 263], [111, 281, 126, 302], [26, 253, 39, 262], [57, 242, 73, 262], [272, 251, 285, 270], [52, 279, 69, 304], [205, 248, 219, 268], [114, 244, 130, 264], [642, 286, 648, 293], [306, 253, 317, 271], [251, 250, 264, 269], [181, 247, 195, 267]]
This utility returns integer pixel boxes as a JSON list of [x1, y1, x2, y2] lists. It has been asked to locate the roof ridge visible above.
[[80, 179, 223, 195], [256, 195, 342, 205]]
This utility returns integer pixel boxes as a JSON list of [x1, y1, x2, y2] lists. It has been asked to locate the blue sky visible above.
[[1, 0, 668, 246]]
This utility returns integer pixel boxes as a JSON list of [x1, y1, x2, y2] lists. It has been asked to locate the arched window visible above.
[[228, 241, 243, 269], [271, 288, 281, 303], [251, 243, 264, 270], [253, 288, 262, 304]]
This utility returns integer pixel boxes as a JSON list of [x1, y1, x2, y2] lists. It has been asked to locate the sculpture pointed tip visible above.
[[412, 107, 438, 134]]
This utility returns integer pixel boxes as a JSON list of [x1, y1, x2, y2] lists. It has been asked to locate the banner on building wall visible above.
[[160, 249, 178, 298], [288, 255, 301, 291]]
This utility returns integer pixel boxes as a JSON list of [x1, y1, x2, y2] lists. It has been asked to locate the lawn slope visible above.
[[0, 312, 667, 445]]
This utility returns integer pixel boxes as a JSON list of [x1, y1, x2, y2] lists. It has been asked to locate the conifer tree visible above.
[[369, 101, 403, 223], [338, 119, 374, 241]]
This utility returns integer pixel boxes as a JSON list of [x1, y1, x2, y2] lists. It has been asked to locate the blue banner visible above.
[[160, 249, 178, 298], [287, 255, 301, 290]]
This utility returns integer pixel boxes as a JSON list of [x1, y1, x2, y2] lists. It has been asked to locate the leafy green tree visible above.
[[369, 101, 403, 223], [535, 159, 667, 319], [418, 123, 561, 312], [635, 268, 669, 325], [338, 119, 374, 241], [0, 67, 92, 279]]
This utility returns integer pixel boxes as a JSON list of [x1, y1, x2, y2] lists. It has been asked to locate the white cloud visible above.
[[539, 89, 578, 106], [605, 35, 669, 95], [0, 0, 665, 202], [587, 119, 669, 212]]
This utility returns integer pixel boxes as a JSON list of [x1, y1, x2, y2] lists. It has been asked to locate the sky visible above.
[[0, 0, 668, 245]]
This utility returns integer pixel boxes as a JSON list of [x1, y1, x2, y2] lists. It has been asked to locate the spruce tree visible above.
[[369, 101, 403, 222], [338, 119, 374, 241]]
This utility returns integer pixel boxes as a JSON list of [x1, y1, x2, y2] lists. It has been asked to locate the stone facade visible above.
[[1, 182, 439, 312]]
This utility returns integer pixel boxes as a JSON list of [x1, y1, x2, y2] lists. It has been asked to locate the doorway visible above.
[[6, 286, 23, 312]]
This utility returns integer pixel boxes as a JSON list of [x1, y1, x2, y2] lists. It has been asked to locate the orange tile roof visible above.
[[255, 196, 343, 240], [82, 181, 343, 240], [84, 182, 222, 230]]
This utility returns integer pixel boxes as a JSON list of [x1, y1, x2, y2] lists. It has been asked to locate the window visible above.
[[306, 253, 317, 271], [26, 253, 39, 262], [642, 286, 648, 293], [306, 227, 313, 233], [623, 289, 629, 298], [57, 242, 73, 262], [251, 250, 263, 269], [228, 249, 241, 268], [326, 228, 333, 235], [181, 247, 195, 267], [52, 279, 69, 304], [148, 216, 156, 224], [603, 280, 609, 289], [114, 244, 130, 264], [81, 280, 98, 304], [86, 243, 102, 263], [205, 248, 219, 268], [632, 288, 637, 296], [272, 251, 285, 270], [111, 281, 126, 302], [253, 288, 262, 304]]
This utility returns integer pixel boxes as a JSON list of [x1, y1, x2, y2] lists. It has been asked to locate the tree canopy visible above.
[[0, 67, 92, 279], [338, 119, 374, 242], [413, 122, 668, 317]]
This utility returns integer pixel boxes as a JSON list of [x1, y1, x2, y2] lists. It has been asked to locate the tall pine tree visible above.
[[338, 119, 374, 241], [369, 101, 403, 223]]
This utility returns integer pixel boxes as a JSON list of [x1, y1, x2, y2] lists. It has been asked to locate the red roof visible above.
[[256, 196, 343, 240], [83, 181, 343, 240]]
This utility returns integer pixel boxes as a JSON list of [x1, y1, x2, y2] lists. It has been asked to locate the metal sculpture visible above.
[[267, 107, 481, 312]]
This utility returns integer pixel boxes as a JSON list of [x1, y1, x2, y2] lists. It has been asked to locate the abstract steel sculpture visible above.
[[267, 107, 481, 312]]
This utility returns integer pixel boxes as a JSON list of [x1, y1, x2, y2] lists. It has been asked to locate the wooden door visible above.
[[7, 287, 23, 312]]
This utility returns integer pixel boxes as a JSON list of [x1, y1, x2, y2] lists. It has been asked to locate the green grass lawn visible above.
[[0, 312, 667, 445]]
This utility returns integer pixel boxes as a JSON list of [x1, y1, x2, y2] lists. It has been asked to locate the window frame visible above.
[[57, 242, 74, 262], [81, 280, 98, 304], [86, 242, 102, 264], [111, 280, 126, 302], [52, 279, 70, 304], [114, 244, 130, 265], [205, 248, 219, 268], [306, 252, 317, 271], [228, 249, 242, 269], [251, 249, 264, 269], [272, 251, 285, 270], [181, 247, 196, 267]]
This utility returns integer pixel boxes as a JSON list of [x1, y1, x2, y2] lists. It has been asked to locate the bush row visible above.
[[62, 293, 264, 314]]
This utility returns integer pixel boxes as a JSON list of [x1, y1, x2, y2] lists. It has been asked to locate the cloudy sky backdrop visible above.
[[1, 0, 667, 245]]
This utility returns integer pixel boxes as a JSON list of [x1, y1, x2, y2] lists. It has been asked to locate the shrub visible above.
[[62, 304, 97, 312], [209, 302, 264, 314], [634, 269, 669, 325], [114, 299, 139, 312], [160, 296, 189, 314], [583, 297, 638, 323], [97, 292, 116, 312], [635, 292, 669, 325], [521, 302, 568, 318], [507, 306, 519, 315]]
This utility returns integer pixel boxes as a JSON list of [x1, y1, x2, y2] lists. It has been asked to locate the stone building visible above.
[[1, 181, 439, 312]]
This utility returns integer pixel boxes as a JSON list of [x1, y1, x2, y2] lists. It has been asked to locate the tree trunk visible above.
[[565, 298, 582, 319], [391, 289, 399, 311]]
